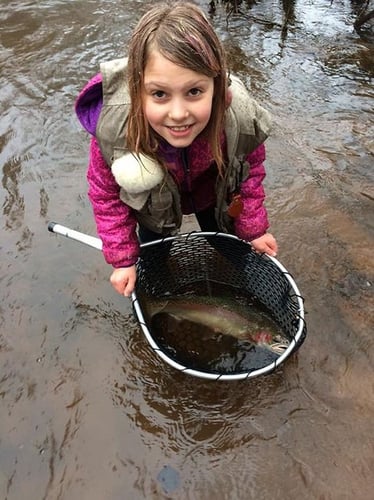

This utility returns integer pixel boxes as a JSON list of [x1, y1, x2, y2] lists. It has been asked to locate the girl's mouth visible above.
[[166, 124, 195, 139], [167, 125, 192, 132]]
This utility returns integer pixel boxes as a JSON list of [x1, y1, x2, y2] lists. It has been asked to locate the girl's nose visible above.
[[168, 99, 189, 121]]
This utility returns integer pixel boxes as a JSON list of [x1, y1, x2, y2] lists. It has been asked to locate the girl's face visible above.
[[142, 50, 214, 148]]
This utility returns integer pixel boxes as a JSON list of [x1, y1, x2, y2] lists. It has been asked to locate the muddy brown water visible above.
[[0, 1, 373, 499]]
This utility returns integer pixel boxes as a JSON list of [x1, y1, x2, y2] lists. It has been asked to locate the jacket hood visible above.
[[75, 73, 103, 136]]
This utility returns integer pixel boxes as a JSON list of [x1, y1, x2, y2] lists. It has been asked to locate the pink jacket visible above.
[[76, 75, 270, 268]]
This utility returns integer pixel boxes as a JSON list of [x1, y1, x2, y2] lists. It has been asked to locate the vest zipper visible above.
[[181, 148, 196, 213]]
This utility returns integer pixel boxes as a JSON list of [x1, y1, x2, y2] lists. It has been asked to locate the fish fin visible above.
[[269, 342, 289, 354]]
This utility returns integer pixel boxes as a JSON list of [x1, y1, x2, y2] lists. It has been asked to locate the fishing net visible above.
[[132, 232, 306, 381]]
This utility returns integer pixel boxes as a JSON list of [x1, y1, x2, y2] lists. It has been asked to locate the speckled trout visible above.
[[143, 295, 290, 354]]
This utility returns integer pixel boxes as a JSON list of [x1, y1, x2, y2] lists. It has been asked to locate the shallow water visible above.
[[0, 1, 373, 499]]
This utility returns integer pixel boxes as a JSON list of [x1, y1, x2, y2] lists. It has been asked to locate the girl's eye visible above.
[[152, 90, 166, 99], [189, 88, 202, 96]]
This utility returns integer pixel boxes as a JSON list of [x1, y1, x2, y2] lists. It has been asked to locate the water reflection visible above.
[[2, 156, 24, 230], [277, 0, 294, 47]]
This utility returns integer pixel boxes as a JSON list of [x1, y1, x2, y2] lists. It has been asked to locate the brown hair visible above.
[[126, 1, 228, 173]]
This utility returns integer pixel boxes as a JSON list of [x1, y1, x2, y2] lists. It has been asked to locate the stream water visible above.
[[1, 1, 373, 499]]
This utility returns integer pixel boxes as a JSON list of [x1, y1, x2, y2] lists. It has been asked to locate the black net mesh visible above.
[[134, 232, 306, 379]]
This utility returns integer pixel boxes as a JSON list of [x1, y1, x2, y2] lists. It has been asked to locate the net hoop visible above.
[[132, 231, 306, 381]]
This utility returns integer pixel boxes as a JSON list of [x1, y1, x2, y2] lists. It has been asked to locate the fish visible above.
[[141, 294, 290, 355]]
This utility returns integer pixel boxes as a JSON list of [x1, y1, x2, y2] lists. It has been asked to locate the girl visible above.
[[75, 1, 278, 297]]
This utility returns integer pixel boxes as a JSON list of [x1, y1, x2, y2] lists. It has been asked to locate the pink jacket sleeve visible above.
[[234, 143, 270, 241], [87, 137, 140, 267]]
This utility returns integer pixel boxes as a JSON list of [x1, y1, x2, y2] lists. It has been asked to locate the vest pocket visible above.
[[137, 188, 178, 235], [150, 189, 173, 212]]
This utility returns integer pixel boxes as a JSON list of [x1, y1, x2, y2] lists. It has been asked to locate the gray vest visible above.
[[96, 58, 272, 234]]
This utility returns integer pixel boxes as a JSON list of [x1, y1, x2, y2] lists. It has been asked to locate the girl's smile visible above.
[[142, 50, 214, 148]]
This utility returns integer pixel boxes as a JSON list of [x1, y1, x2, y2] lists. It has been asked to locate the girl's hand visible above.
[[110, 265, 137, 297], [251, 233, 278, 257]]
